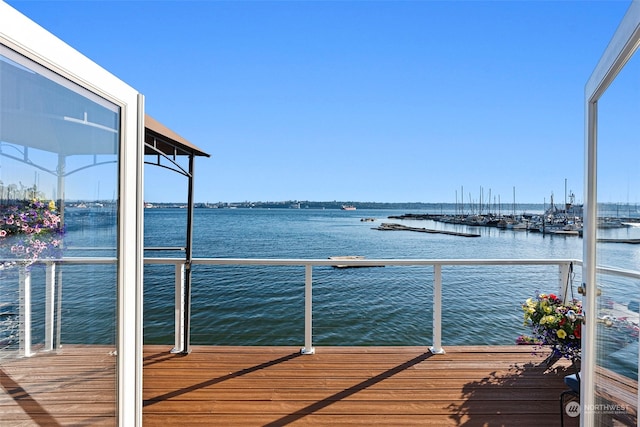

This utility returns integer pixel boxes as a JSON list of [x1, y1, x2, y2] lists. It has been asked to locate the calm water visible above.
[[3, 207, 639, 370], [143, 208, 599, 347]]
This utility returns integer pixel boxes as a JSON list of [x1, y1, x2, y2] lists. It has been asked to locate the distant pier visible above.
[[388, 214, 443, 221], [373, 222, 481, 237]]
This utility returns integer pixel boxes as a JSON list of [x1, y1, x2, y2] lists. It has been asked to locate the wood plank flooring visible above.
[[0, 346, 116, 426], [1, 345, 585, 426], [142, 345, 578, 426]]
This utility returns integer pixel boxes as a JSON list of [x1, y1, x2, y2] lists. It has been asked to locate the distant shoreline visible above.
[[145, 201, 552, 211], [142, 200, 639, 216]]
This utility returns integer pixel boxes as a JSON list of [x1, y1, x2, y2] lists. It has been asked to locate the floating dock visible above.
[[328, 256, 385, 268], [597, 238, 640, 244], [373, 223, 481, 237]]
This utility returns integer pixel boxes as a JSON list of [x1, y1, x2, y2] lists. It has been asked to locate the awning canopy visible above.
[[145, 114, 209, 158]]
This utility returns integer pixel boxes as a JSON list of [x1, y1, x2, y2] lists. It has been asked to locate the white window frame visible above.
[[0, 3, 144, 426], [584, 1, 640, 426]]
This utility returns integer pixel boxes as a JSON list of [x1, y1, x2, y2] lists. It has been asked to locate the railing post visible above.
[[55, 266, 63, 350], [430, 264, 445, 354], [301, 264, 315, 355], [44, 262, 56, 351], [171, 263, 186, 353], [19, 266, 33, 357], [559, 262, 572, 303]]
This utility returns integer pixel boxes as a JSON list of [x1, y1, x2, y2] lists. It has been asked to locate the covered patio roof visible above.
[[144, 114, 209, 180], [145, 114, 209, 159]]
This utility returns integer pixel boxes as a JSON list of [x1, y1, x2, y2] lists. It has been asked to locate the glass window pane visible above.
[[595, 50, 640, 426], [0, 46, 119, 424]]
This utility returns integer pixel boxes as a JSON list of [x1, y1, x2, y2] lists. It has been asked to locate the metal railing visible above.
[[148, 257, 581, 355], [1, 257, 115, 357], [13, 256, 640, 358], [4, 255, 639, 427]]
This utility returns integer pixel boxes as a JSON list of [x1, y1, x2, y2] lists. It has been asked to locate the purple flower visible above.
[[1, 199, 64, 266]]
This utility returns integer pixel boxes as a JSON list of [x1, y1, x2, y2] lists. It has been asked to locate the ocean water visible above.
[[143, 208, 598, 347], [3, 207, 639, 357]]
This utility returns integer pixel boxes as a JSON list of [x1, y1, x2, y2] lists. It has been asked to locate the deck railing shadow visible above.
[[143, 350, 303, 407], [263, 351, 434, 426], [446, 353, 577, 426], [0, 365, 63, 427]]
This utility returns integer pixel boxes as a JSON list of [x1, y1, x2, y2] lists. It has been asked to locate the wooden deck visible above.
[[2, 345, 582, 426], [0, 345, 117, 426]]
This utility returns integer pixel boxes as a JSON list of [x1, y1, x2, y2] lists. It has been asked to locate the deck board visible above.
[[0, 345, 590, 426]]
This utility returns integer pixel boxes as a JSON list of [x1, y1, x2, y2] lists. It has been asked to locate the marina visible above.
[[389, 211, 640, 237]]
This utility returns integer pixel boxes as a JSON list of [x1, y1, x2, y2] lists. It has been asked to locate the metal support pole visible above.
[[19, 266, 33, 357], [171, 263, 186, 354], [430, 264, 445, 354], [181, 154, 195, 355], [301, 264, 315, 355], [44, 262, 56, 351]]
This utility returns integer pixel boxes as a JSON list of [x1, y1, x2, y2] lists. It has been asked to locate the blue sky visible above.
[[7, 0, 638, 204]]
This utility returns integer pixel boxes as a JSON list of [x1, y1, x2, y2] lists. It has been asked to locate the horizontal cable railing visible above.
[[1, 256, 590, 358], [164, 258, 582, 354]]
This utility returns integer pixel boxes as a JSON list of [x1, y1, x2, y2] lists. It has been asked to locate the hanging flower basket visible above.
[[0, 199, 64, 269], [521, 293, 582, 360]]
